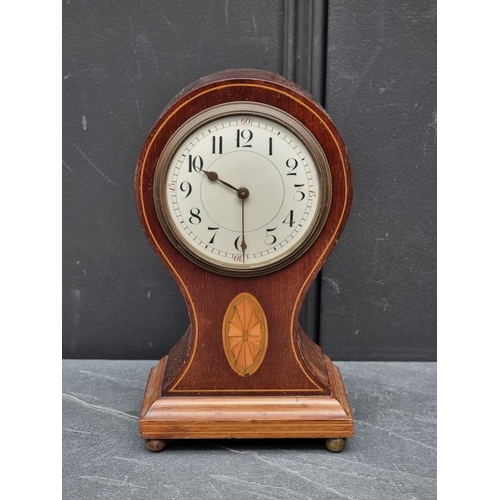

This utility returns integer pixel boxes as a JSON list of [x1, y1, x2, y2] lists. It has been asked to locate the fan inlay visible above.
[[222, 292, 268, 377]]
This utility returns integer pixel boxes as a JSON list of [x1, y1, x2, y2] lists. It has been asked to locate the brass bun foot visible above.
[[145, 439, 167, 452], [325, 438, 347, 453]]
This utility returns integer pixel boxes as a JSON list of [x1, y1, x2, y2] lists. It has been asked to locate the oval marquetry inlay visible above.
[[222, 292, 268, 377]]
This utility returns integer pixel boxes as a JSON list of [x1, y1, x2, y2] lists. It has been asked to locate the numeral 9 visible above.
[[180, 181, 192, 198]]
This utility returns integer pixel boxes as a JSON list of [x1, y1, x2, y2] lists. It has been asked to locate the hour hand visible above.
[[202, 170, 239, 193]]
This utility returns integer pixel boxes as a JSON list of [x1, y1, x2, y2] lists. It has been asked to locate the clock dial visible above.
[[153, 103, 331, 276]]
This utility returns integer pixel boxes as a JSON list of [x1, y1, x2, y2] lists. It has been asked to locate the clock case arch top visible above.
[[135, 69, 353, 442]]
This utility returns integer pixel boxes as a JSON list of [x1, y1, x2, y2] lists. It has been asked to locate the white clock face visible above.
[[154, 104, 331, 276]]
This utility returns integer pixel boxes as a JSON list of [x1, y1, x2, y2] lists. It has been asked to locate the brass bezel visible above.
[[153, 101, 332, 277]]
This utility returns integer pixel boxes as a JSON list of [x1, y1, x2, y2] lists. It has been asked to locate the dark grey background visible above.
[[62, 0, 436, 361]]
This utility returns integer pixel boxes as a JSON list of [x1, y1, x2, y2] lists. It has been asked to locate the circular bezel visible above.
[[153, 101, 332, 277]]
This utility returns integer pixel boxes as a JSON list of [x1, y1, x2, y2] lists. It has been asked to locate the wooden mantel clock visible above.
[[135, 69, 353, 453]]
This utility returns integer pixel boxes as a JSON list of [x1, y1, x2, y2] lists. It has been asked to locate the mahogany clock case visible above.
[[134, 69, 354, 446]]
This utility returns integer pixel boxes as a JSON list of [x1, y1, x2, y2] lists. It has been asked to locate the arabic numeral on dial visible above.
[[179, 181, 192, 198], [293, 184, 305, 201], [283, 210, 295, 227], [207, 227, 219, 244], [234, 235, 243, 251], [212, 136, 223, 154], [264, 227, 277, 245], [189, 207, 202, 224], [236, 129, 253, 148], [188, 155, 203, 172], [286, 158, 298, 175]]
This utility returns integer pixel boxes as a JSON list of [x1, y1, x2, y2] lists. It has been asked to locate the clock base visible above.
[[139, 354, 353, 449]]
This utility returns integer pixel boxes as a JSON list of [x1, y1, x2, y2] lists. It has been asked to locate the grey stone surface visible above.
[[63, 360, 436, 499]]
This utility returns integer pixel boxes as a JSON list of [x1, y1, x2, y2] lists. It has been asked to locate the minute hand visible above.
[[238, 187, 250, 262], [241, 196, 247, 263]]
